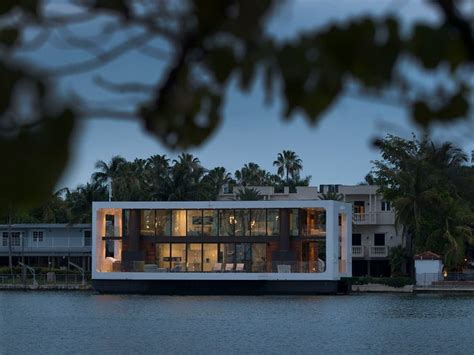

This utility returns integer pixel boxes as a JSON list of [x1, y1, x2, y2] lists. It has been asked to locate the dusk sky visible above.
[[53, 0, 473, 189]]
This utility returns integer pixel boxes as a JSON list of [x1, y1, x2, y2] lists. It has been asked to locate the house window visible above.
[[32, 231, 44, 243], [2, 232, 21, 246], [352, 234, 362, 246], [374, 233, 385, 246], [381, 201, 391, 211], [353, 201, 365, 214], [83, 230, 92, 247]]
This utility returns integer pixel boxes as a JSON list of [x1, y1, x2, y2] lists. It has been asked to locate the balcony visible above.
[[369, 246, 388, 258], [353, 213, 376, 225], [352, 212, 395, 225], [352, 246, 364, 257]]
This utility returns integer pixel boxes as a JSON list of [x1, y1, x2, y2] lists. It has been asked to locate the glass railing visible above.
[[99, 260, 327, 273]]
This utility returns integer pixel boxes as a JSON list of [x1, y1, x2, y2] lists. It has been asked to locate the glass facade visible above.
[[187, 210, 203, 236], [100, 207, 334, 274], [132, 208, 330, 238], [172, 210, 186, 237], [251, 209, 266, 236], [203, 210, 218, 236], [300, 208, 326, 237], [267, 209, 280, 236]]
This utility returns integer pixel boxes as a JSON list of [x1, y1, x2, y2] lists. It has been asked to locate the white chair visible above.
[[277, 264, 291, 273], [225, 263, 235, 272], [236, 263, 245, 272], [212, 263, 222, 272]]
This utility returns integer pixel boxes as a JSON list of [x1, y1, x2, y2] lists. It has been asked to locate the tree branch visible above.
[[45, 32, 153, 77], [434, 0, 474, 61], [94, 76, 155, 93]]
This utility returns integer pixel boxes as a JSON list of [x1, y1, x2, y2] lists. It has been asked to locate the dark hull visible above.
[[92, 279, 341, 295]]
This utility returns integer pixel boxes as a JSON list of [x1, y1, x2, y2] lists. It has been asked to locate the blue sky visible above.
[[49, 0, 472, 189]]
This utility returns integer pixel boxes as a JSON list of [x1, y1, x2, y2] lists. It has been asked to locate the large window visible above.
[[187, 210, 203, 236], [140, 210, 155, 236], [267, 209, 280, 236], [219, 210, 235, 236], [289, 209, 299, 236], [172, 210, 186, 237], [2, 232, 22, 247], [251, 244, 267, 272], [203, 244, 218, 271], [235, 209, 250, 236], [156, 210, 171, 236], [250, 209, 266, 236], [156, 243, 171, 269], [171, 244, 186, 270], [219, 243, 235, 264], [300, 208, 326, 237], [203, 210, 218, 236], [187, 243, 202, 271]]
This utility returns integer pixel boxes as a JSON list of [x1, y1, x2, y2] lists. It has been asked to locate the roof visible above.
[[92, 200, 352, 210], [0, 224, 91, 229], [414, 251, 442, 260]]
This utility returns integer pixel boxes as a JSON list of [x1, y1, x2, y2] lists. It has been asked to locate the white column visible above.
[[325, 202, 339, 280]]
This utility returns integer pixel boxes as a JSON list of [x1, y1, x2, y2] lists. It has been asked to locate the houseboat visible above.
[[92, 200, 352, 294]]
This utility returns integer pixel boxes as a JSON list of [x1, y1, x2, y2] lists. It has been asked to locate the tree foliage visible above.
[[1, 149, 310, 223], [1, 0, 473, 208], [371, 134, 474, 269]]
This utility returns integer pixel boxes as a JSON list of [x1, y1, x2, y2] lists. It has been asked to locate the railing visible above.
[[100, 260, 328, 274], [353, 213, 376, 224], [0, 273, 91, 285], [416, 272, 474, 287], [352, 246, 364, 257], [369, 246, 388, 257]]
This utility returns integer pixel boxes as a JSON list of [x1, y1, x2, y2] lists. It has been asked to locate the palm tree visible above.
[[235, 163, 270, 186], [235, 187, 263, 201], [66, 182, 107, 223], [145, 154, 171, 200], [202, 167, 233, 199], [92, 155, 127, 200], [168, 153, 207, 200], [319, 191, 344, 201], [273, 150, 303, 184], [92, 155, 127, 186]]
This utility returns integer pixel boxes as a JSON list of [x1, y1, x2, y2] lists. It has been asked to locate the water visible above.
[[1, 292, 473, 354]]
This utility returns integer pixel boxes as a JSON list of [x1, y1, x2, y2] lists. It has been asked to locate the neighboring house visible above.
[[220, 184, 402, 277], [0, 184, 400, 277], [0, 224, 92, 271]]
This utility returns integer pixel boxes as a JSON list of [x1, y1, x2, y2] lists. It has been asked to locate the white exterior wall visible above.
[[415, 259, 443, 286], [92, 200, 352, 281], [0, 224, 90, 254]]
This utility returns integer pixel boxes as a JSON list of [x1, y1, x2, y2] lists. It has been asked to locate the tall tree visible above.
[[372, 134, 474, 269], [235, 163, 271, 187], [273, 150, 303, 184]]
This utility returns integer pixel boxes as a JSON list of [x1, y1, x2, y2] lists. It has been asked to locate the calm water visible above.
[[1, 292, 474, 354]]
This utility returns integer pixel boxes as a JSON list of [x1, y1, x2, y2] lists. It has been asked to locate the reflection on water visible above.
[[1, 292, 473, 354]]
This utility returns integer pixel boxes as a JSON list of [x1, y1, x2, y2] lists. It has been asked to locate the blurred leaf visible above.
[[205, 46, 236, 84], [140, 66, 222, 149], [93, 0, 130, 18], [412, 93, 468, 126], [410, 24, 468, 71], [0, 1, 17, 15], [0, 27, 19, 47], [0, 62, 21, 114], [0, 110, 75, 208]]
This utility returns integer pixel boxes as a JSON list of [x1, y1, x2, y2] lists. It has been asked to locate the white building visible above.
[[0, 224, 92, 271], [91, 200, 352, 294], [220, 184, 402, 277]]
